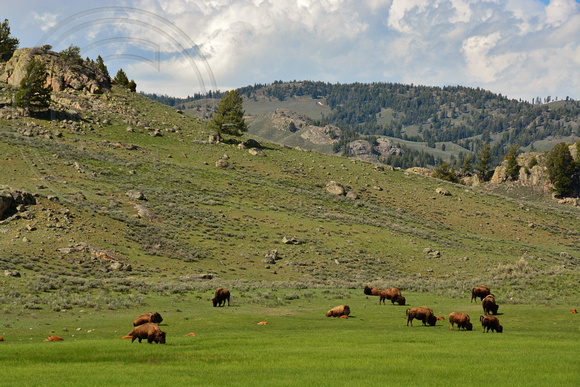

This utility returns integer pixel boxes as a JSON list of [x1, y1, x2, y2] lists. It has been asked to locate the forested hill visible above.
[[144, 81, 580, 168]]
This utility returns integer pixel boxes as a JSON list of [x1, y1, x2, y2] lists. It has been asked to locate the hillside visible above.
[[170, 81, 580, 170], [1, 52, 579, 312]]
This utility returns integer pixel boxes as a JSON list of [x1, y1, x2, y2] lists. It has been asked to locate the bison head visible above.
[[212, 298, 218, 307], [157, 331, 166, 344], [152, 312, 163, 324], [491, 304, 499, 315], [394, 295, 406, 305], [466, 322, 473, 331], [496, 325, 503, 333], [427, 315, 438, 326]]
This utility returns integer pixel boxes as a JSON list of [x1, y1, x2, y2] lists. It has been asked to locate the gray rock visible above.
[[326, 181, 346, 196]]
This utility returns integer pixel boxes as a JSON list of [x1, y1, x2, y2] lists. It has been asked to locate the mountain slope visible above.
[[1, 77, 579, 308]]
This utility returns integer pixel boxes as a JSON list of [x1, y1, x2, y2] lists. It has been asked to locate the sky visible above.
[[3, 0, 580, 102]]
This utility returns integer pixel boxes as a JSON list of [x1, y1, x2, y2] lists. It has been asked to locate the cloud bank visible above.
[[5, 0, 580, 100]]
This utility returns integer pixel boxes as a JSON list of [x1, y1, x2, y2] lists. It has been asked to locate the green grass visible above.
[[0, 291, 578, 386]]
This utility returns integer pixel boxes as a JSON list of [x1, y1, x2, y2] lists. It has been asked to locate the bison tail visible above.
[[405, 308, 410, 317], [479, 315, 484, 323]]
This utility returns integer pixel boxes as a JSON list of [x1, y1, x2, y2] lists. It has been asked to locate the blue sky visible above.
[[3, 0, 580, 101]]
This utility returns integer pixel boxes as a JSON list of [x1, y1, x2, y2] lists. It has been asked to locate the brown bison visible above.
[[480, 315, 503, 333], [449, 312, 472, 331], [364, 286, 382, 297], [471, 286, 491, 302], [569, 309, 577, 314], [482, 294, 499, 316], [379, 288, 406, 305], [406, 307, 437, 326], [133, 312, 163, 327], [0, 336, 4, 341], [44, 335, 64, 342], [212, 287, 230, 307], [127, 323, 166, 344], [326, 305, 351, 317]]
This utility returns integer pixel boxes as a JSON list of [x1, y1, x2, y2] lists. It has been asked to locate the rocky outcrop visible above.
[[269, 109, 341, 145], [346, 138, 404, 163], [0, 47, 111, 94], [0, 188, 36, 220]]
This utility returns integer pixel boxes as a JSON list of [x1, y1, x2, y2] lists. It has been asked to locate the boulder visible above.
[[216, 159, 230, 169], [346, 191, 359, 200], [436, 188, 451, 196], [126, 190, 146, 200], [326, 181, 346, 196], [249, 148, 266, 157], [282, 236, 301, 245]]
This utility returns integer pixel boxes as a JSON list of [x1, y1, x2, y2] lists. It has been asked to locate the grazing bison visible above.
[[127, 323, 166, 344], [449, 312, 472, 331], [482, 294, 499, 316], [406, 307, 437, 326], [569, 309, 577, 314], [133, 312, 163, 326], [212, 287, 230, 307], [326, 305, 351, 317], [379, 288, 406, 305], [480, 315, 503, 333], [364, 286, 382, 297], [471, 286, 491, 302]]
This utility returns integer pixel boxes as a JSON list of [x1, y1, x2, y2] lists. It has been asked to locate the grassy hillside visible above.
[[1, 84, 579, 314]]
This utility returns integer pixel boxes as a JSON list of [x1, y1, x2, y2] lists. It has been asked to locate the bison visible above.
[[406, 307, 437, 326], [133, 312, 163, 327], [480, 315, 503, 333], [449, 312, 472, 331], [364, 286, 382, 297], [212, 287, 230, 307], [569, 309, 577, 314], [326, 305, 351, 317], [471, 286, 491, 302], [379, 288, 406, 305], [482, 294, 499, 316], [127, 323, 166, 344]]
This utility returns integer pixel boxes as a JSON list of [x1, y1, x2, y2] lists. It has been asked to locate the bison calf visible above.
[[406, 307, 437, 326], [212, 287, 230, 307], [127, 323, 166, 344], [449, 312, 472, 331], [482, 294, 499, 316], [326, 305, 350, 317], [133, 312, 163, 327], [480, 315, 503, 333]]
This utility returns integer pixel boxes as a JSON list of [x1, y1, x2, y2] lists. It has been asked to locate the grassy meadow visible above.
[[1, 85, 579, 385], [1, 290, 579, 386]]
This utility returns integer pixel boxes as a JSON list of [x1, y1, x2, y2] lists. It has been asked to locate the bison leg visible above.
[[450, 322, 454, 330]]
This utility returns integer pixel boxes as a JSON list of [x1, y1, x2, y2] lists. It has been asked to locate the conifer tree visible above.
[[114, 68, 129, 86], [545, 142, 577, 196], [209, 90, 247, 139], [475, 142, 492, 180], [0, 19, 19, 61], [505, 144, 520, 181], [14, 58, 52, 114]]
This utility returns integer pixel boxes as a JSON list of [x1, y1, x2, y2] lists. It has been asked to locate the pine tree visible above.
[[461, 155, 473, 175], [208, 90, 247, 139], [545, 143, 577, 196], [114, 68, 129, 86], [14, 58, 52, 114], [0, 19, 19, 62], [96, 55, 109, 77], [432, 161, 458, 183], [505, 144, 520, 181], [475, 142, 492, 180], [126, 79, 137, 93]]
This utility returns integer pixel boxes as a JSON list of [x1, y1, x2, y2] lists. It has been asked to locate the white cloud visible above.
[[33, 12, 59, 32], [5, 0, 579, 100]]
